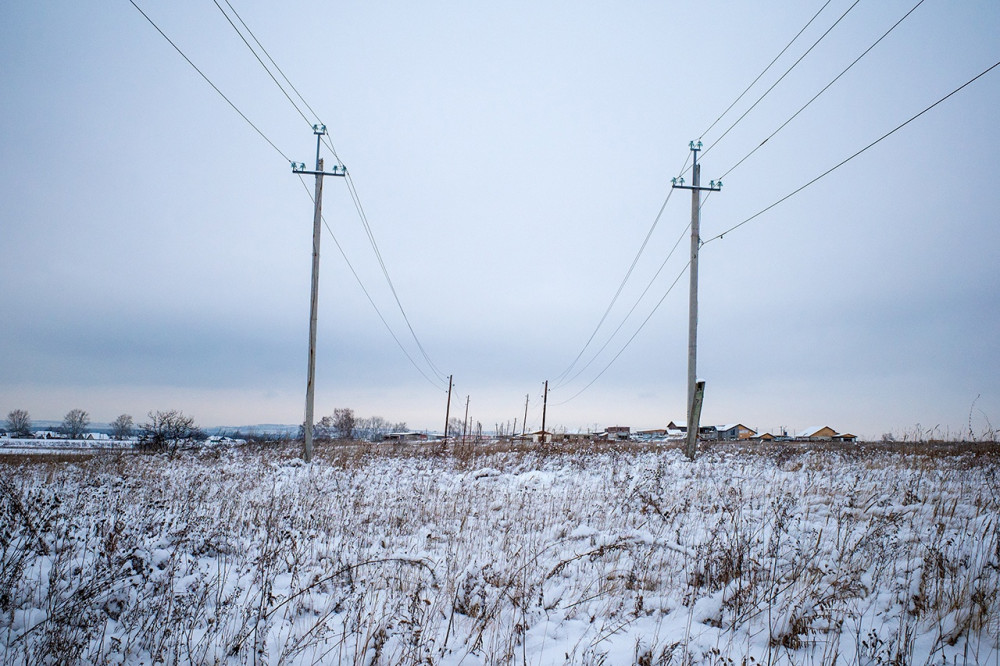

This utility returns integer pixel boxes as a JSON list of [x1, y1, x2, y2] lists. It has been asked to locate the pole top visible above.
[[312, 124, 327, 135], [689, 140, 703, 152]]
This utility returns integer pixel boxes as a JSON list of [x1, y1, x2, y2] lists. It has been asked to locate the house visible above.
[[796, 426, 856, 442], [716, 424, 757, 441], [698, 425, 719, 440], [665, 421, 718, 439], [797, 426, 837, 440], [604, 426, 631, 441], [752, 432, 776, 441]]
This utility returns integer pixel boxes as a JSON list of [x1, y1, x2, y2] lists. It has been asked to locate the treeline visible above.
[[4, 406, 413, 451], [305, 408, 408, 442], [3, 408, 207, 453]]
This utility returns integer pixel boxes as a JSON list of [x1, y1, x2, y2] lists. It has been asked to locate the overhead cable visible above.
[[704, 57, 1000, 244], [296, 177, 448, 391], [553, 151, 692, 387], [343, 173, 450, 383], [211, 0, 316, 130], [554, 261, 691, 406], [211, 1, 445, 382], [221, 0, 328, 130], [559, 222, 690, 390], [553, 186, 678, 388], [719, 0, 928, 181], [699, 0, 835, 141], [132, 0, 446, 389], [128, 0, 291, 162], [701, 0, 864, 160]]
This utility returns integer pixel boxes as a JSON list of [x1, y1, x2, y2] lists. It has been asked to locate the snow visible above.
[[0, 442, 997, 664]]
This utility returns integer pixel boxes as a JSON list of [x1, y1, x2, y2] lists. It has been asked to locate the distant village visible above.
[[508, 423, 857, 444], [381, 423, 858, 444], [1, 416, 857, 446]]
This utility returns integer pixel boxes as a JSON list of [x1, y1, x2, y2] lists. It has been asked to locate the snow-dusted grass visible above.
[[1, 441, 997, 665]]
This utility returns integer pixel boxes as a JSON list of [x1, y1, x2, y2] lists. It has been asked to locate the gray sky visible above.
[[2, 1, 998, 439]]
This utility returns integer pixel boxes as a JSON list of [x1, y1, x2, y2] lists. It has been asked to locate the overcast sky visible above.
[[2, 1, 998, 439]]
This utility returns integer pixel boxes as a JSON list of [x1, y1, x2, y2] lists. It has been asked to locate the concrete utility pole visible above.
[[443, 375, 453, 441], [540, 381, 549, 443], [293, 124, 347, 463], [671, 141, 722, 460], [462, 396, 470, 445], [522, 394, 529, 437]]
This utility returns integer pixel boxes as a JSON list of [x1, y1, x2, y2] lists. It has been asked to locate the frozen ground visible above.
[[0, 441, 997, 665]]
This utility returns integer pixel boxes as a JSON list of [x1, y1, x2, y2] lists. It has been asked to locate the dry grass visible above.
[[0, 441, 997, 665]]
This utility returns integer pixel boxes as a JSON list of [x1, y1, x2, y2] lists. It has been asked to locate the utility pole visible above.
[[293, 124, 347, 463], [671, 141, 722, 460], [443, 374, 453, 441], [522, 394, 529, 437], [462, 396, 470, 445], [540, 380, 549, 444]]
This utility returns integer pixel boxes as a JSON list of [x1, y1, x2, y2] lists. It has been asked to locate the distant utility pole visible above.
[[462, 396, 470, 445], [443, 375, 453, 441], [293, 124, 347, 463], [522, 394, 529, 437], [540, 381, 549, 443], [671, 141, 722, 460]]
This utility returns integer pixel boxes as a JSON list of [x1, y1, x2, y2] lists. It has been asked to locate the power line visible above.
[[704, 57, 1000, 244], [131, 0, 446, 389], [719, 0, 928, 181], [220, 0, 328, 130], [295, 176, 447, 391], [128, 0, 291, 162], [559, 221, 690, 390], [212, 0, 345, 163], [553, 151, 692, 387], [211, 0, 316, 130], [699, 0, 835, 141], [701, 0, 864, 161], [553, 187, 678, 387], [343, 173, 450, 383], [554, 261, 691, 406], [215, 0, 344, 161], [209, 1, 444, 382]]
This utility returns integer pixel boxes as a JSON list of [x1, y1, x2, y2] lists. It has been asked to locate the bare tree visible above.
[[60, 409, 90, 439], [356, 415, 384, 442], [333, 408, 356, 440], [110, 414, 134, 441], [5, 409, 31, 438], [314, 415, 336, 441], [138, 410, 203, 455], [447, 417, 463, 438]]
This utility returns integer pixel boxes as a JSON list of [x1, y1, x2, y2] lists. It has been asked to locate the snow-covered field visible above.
[[1, 441, 997, 665]]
